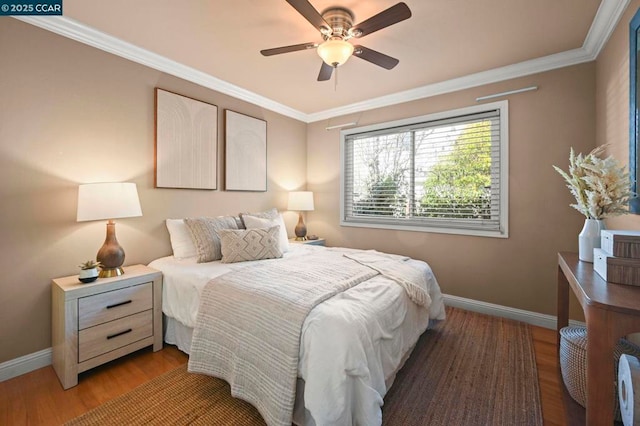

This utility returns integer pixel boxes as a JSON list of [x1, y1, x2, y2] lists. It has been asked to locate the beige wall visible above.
[[597, 0, 640, 231], [307, 63, 596, 317], [0, 20, 307, 363]]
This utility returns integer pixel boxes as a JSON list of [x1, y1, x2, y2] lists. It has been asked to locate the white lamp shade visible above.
[[317, 39, 354, 67], [77, 182, 142, 222], [288, 191, 314, 211]]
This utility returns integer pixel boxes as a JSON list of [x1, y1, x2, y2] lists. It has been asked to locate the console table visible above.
[[557, 252, 640, 425]]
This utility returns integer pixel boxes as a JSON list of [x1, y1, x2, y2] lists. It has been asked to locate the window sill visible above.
[[340, 220, 508, 238]]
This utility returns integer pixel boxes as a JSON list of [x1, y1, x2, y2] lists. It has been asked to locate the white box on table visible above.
[[594, 247, 640, 286], [601, 230, 640, 258]]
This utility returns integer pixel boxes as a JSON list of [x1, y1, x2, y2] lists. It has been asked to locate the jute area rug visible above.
[[382, 306, 543, 426], [66, 306, 542, 426]]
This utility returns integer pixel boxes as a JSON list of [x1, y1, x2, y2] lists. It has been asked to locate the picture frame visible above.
[[224, 110, 267, 191], [630, 9, 640, 213], [155, 88, 218, 190]]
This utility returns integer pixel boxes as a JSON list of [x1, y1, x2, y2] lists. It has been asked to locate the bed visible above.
[[149, 214, 445, 426]]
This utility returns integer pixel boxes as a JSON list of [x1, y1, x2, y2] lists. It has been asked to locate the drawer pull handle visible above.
[[106, 300, 132, 309], [107, 329, 132, 340]]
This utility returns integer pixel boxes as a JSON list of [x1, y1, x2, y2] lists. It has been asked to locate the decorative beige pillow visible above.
[[239, 207, 278, 227], [218, 226, 283, 263], [242, 213, 290, 253], [184, 216, 239, 263]]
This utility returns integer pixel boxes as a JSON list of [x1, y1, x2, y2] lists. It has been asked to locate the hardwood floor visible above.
[[0, 346, 188, 425], [1, 326, 572, 425], [531, 326, 576, 426], [531, 326, 587, 426]]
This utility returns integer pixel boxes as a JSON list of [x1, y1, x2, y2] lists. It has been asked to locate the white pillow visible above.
[[165, 219, 198, 259], [242, 213, 290, 253]]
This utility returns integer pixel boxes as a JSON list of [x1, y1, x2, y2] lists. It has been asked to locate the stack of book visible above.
[[594, 230, 640, 285]]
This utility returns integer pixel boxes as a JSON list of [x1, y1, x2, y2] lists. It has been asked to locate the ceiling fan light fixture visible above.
[[317, 39, 354, 67]]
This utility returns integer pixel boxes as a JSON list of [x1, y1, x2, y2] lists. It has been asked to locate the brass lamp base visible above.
[[294, 236, 308, 241], [99, 267, 124, 278]]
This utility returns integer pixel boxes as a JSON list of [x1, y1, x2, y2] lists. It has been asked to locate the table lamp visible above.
[[77, 182, 142, 278], [288, 191, 314, 241]]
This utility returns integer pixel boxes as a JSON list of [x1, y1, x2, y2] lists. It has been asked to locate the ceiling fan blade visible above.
[[286, 0, 331, 33], [261, 42, 318, 56], [351, 2, 411, 38], [353, 45, 399, 70], [317, 62, 334, 81]]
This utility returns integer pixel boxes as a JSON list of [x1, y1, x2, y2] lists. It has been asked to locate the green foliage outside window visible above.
[[352, 121, 493, 220], [420, 121, 492, 219]]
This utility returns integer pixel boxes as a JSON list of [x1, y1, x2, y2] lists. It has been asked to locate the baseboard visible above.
[[443, 293, 585, 329], [0, 348, 51, 382], [0, 296, 579, 382]]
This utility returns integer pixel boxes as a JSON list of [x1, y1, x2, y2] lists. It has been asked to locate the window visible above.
[[340, 101, 508, 237]]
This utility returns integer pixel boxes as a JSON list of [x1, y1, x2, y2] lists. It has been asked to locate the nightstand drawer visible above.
[[78, 310, 153, 362], [78, 282, 152, 330]]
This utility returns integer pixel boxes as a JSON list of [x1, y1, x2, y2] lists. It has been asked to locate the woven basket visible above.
[[559, 325, 640, 421]]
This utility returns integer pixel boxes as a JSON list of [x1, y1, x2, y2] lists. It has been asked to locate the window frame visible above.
[[339, 100, 509, 238]]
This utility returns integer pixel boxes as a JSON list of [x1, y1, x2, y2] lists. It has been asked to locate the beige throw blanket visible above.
[[188, 249, 430, 426], [341, 250, 432, 309]]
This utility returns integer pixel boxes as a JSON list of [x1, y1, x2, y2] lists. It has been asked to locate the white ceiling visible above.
[[16, 0, 630, 122]]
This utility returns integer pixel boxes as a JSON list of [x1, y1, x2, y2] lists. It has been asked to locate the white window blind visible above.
[[341, 101, 508, 237]]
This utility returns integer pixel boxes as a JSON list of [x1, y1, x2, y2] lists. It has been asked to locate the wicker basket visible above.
[[559, 325, 640, 421]]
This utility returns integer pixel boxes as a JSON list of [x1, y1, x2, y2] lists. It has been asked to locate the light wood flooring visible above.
[[1, 325, 575, 425]]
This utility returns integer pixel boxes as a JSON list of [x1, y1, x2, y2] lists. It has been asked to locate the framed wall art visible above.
[[225, 110, 267, 191], [630, 9, 640, 213], [155, 88, 218, 190]]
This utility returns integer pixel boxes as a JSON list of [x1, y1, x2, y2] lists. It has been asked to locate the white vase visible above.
[[578, 218, 605, 262]]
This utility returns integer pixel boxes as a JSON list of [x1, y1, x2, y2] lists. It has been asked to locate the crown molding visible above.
[[14, 0, 630, 123], [308, 0, 629, 122], [13, 16, 307, 122], [307, 47, 594, 122], [583, 0, 631, 58]]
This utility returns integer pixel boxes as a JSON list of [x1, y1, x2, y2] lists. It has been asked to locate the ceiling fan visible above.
[[261, 0, 412, 81]]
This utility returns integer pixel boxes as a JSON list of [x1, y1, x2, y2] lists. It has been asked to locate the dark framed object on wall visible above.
[[630, 9, 640, 213], [155, 88, 218, 190], [224, 110, 267, 191]]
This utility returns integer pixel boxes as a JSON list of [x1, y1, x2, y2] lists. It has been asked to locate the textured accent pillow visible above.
[[218, 226, 283, 263], [184, 216, 240, 263], [242, 214, 290, 253], [165, 219, 198, 259], [239, 207, 278, 227], [230, 215, 245, 229]]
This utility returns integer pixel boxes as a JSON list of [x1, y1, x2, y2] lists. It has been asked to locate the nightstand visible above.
[[51, 264, 162, 389], [289, 237, 326, 246]]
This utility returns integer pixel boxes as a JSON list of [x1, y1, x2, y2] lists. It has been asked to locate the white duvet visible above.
[[149, 245, 445, 426]]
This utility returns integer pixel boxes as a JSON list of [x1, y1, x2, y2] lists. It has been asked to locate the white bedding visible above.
[[149, 244, 445, 426]]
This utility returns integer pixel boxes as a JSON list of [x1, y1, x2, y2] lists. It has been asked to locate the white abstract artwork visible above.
[[155, 88, 218, 189], [225, 110, 267, 191]]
